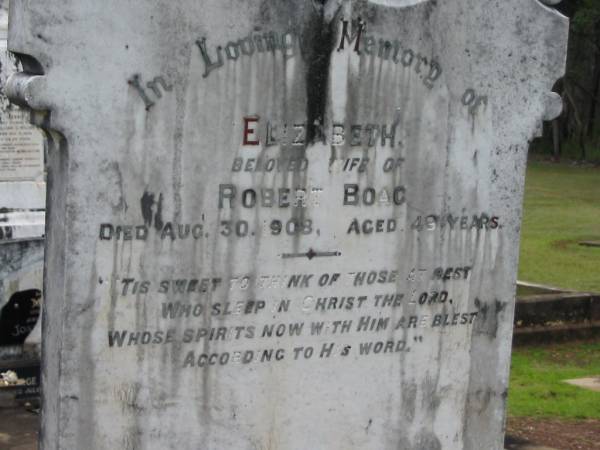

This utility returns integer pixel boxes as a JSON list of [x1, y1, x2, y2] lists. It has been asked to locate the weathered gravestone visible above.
[[7, 0, 567, 448], [0, 0, 44, 397], [0, 0, 44, 185]]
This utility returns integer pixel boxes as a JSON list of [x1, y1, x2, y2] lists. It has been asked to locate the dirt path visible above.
[[0, 405, 37, 449], [507, 417, 600, 450]]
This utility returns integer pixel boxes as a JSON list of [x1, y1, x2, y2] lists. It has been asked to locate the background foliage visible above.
[[532, 1, 600, 162]]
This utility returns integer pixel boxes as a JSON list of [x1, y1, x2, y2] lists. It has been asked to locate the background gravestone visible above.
[[0, 0, 44, 393], [0, 0, 44, 184], [8, 0, 567, 449]]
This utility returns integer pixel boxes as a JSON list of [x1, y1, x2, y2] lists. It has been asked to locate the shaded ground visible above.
[[0, 404, 37, 450], [507, 417, 600, 450]]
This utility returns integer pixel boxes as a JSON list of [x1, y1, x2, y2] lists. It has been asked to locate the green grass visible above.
[[509, 342, 600, 419], [510, 162, 600, 419], [518, 161, 600, 293]]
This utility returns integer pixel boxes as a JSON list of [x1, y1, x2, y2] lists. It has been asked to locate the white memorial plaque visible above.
[[7, 1, 568, 449], [0, 109, 44, 181]]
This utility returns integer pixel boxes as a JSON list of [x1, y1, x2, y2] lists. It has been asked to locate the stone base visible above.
[[564, 377, 600, 392], [579, 241, 600, 248]]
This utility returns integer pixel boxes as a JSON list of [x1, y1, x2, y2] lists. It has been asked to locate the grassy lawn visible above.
[[509, 342, 600, 419], [510, 161, 600, 419], [518, 161, 600, 293]]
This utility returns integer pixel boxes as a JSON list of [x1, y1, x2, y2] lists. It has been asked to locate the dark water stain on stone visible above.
[[468, 388, 494, 415], [301, 4, 337, 144], [76, 257, 99, 449], [495, 299, 507, 314], [107, 161, 128, 213], [423, 0, 438, 21], [414, 430, 442, 450], [140, 191, 155, 227], [489, 299, 509, 338], [395, 435, 411, 450], [420, 375, 441, 414], [474, 297, 508, 339], [107, 238, 120, 335], [154, 193, 164, 231], [258, 1, 272, 23], [365, 418, 373, 434], [474, 297, 488, 321], [170, 40, 193, 223], [401, 381, 417, 423]]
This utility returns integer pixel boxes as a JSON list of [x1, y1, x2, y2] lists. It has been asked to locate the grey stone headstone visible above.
[[0, 0, 44, 361], [7, 1, 567, 449]]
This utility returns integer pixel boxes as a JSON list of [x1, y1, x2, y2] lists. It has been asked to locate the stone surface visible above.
[[579, 241, 600, 248], [7, 1, 568, 449], [565, 377, 600, 392]]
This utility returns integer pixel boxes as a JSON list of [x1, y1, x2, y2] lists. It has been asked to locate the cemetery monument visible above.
[[7, 0, 568, 449]]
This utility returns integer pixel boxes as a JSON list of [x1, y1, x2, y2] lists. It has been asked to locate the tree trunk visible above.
[[552, 119, 561, 161], [587, 22, 600, 138], [565, 87, 587, 161], [587, 49, 600, 138]]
